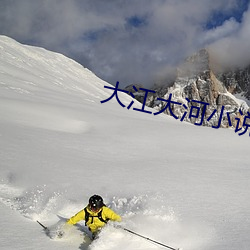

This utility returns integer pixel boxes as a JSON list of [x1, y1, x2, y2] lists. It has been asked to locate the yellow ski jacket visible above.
[[67, 206, 121, 233]]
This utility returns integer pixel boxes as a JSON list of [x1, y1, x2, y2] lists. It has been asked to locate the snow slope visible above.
[[0, 36, 249, 250]]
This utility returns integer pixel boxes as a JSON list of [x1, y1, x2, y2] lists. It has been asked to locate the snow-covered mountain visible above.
[[127, 49, 250, 130], [0, 36, 250, 250]]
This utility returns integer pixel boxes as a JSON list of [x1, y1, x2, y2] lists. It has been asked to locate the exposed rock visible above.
[[217, 66, 250, 100]]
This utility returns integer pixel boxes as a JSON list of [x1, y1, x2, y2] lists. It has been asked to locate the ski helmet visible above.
[[89, 195, 104, 210]]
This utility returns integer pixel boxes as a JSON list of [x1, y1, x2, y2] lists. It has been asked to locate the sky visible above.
[[0, 0, 249, 87]]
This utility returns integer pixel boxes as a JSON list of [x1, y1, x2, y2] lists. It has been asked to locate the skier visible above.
[[66, 194, 121, 239]]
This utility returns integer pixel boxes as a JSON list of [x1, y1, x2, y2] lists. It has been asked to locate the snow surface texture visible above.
[[0, 36, 249, 250]]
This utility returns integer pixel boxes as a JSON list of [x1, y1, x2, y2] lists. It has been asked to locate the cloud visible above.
[[0, 0, 249, 87], [200, 18, 240, 45], [209, 3, 250, 69]]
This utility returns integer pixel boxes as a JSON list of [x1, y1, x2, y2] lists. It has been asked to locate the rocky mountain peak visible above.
[[177, 48, 210, 78], [166, 49, 250, 128], [126, 48, 250, 130], [174, 49, 227, 105]]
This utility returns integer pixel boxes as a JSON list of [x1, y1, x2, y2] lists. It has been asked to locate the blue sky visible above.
[[0, 0, 249, 87], [206, 0, 249, 28]]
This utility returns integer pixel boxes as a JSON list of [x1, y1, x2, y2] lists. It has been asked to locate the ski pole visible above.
[[37, 220, 48, 231], [122, 227, 180, 250]]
